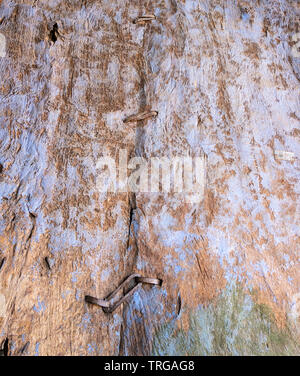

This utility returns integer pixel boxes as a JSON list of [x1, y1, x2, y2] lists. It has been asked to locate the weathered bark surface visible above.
[[0, 0, 299, 355]]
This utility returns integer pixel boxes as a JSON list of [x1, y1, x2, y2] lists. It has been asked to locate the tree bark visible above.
[[0, 0, 299, 355]]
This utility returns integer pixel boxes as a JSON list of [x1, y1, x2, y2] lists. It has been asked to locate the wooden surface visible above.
[[0, 0, 299, 355]]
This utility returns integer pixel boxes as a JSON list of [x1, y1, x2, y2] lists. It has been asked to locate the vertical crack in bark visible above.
[[126, 193, 136, 249], [44, 257, 51, 271], [26, 227, 34, 243], [0, 257, 6, 272], [0, 338, 9, 356], [119, 45, 148, 352], [176, 293, 182, 316], [19, 341, 29, 355], [119, 1, 158, 353]]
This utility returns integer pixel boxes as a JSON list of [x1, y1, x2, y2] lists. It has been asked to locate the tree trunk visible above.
[[0, 0, 299, 356]]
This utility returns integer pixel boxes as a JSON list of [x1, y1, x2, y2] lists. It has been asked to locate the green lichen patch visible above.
[[152, 284, 299, 356]]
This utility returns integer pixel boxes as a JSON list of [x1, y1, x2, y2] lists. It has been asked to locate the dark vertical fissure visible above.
[[0, 338, 9, 356]]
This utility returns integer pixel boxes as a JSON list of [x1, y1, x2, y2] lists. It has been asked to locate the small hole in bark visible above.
[[0, 164, 3, 173], [0, 257, 5, 272], [49, 23, 58, 43]]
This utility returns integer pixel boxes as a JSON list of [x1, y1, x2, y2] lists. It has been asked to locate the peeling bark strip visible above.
[[85, 274, 162, 313], [133, 15, 156, 25], [85, 296, 110, 309], [123, 111, 158, 123], [135, 277, 162, 286]]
